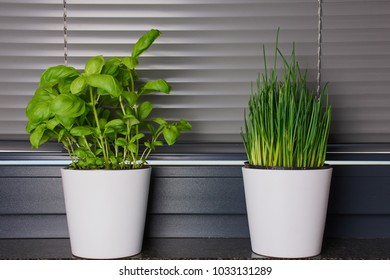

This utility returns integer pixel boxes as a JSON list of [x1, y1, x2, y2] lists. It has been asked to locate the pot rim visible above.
[[62, 165, 151, 171], [243, 162, 332, 171]]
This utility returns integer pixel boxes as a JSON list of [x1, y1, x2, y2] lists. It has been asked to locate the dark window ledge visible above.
[[0, 238, 389, 260]]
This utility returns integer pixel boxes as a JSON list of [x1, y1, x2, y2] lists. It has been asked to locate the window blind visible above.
[[322, 0, 390, 143], [0, 0, 65, 143], [0, 0, 321, 146], [1, 0, 389, 150], [65, 0, 318, 144]]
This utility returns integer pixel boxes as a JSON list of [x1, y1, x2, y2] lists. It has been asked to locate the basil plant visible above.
[[26, 29, 191, 169]]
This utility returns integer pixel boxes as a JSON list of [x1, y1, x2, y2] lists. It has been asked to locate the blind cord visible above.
[[317, 0, 322, 96], [63, 0, 68, 65]]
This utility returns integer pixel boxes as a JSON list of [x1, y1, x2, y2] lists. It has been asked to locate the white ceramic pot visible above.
[[242, 166, 332, 258], [61, 167, 151, 259]]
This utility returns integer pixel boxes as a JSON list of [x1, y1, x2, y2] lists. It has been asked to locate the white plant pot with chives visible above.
[[241, 29, 332, 258], [242, 166, 332, 258], [62, 167, 151, 259]]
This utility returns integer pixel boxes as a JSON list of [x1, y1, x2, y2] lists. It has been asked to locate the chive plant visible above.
[[241, 32, 331, 168]]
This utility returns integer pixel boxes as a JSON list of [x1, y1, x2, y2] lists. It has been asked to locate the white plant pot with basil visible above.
[[61, 168, 151, 259], [26, 29, 191, 259], [241, 31, 332, 258]]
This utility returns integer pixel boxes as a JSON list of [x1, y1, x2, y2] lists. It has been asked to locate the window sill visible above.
[[0, 238, 389, 260]]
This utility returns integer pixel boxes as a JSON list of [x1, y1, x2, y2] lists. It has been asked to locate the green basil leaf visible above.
[[70, 126, 95, 137], [130, 133, 145, 143], [26, 99, 52, 125], [58, 128, 67, 143], [30, 124, 49, 149], [162, 126, 180, 146], [115, 138, 127, 147], [124, 114, 140, 126], [74, 149, 87, 159], [39, 65, 79, 87], [144, 141, 151, 149], [110, 156, 118, 165], [177, 119, 192, 131], [127, 143, 138, 153], [101, 57, 122, 75], [147, 123, 156, 135], [122, 56, 139, 70], [132, 29, 161, 58], [99, 118, 107, 129], [46, 118, 60, 130], [122, 91, 138, 106], [78, 137, 90, 148], [26, 87, 58, 125], [138, 79, 171, 95], [57, 78, 74, 94], [104, 127, 115, 135], [55, 115, 75, 131], [105, 119, 125, 130], [153, 117, 168, 126], [85, 74, 122, 97], [70, 76, 87, 94], [138, 101, 153, 120], [26, 121, 36, 133], [85, 55, 104, 75], [153, 140, 164, 147], [50, 93, 85, 118], [33, 87, 58, 101]]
